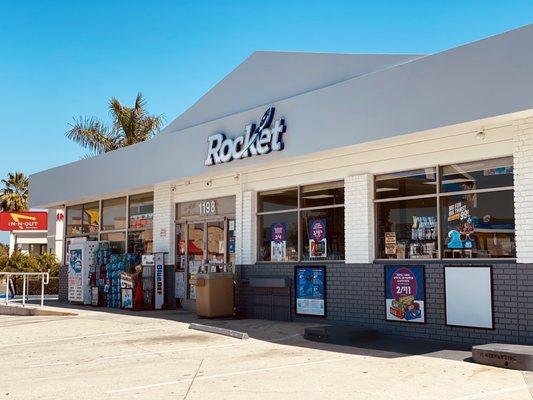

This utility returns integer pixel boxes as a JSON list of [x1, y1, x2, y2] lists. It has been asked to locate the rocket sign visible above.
[[0, 212, 48, 231]]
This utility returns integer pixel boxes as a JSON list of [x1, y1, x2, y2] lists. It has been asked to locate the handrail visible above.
[[0, 272, 50, 307]]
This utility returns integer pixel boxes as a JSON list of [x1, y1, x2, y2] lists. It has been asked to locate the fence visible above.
[[1, 272, 50, 307]]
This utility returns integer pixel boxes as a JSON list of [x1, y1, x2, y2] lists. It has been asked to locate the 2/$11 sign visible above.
[[204, 106, 286, 166]]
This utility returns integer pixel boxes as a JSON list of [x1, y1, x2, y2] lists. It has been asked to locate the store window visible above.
[[129, 193, 154, 229], [66, 193, 154, 258], [101, 197, 127, 231], [128, 193, 154, 257], [100, 231, 126, 254], [257, 181, 345, 262], [376, 197, 438, 259], [66, 205, 83, 235], [441, 158, 515, 259], [375, 157, 515, 260], [83, 202, 100, 234], [375, 168, 437, 200], [258, 212, 298, 262], [441, 157, 513, 193], [127, 230, 153, 256], [28, 244, 47, 255]]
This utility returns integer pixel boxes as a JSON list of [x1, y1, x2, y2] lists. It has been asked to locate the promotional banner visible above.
[[270, 222, 287, 262], [385, 266, 425, 323], [308, 219, 327, 258], [154, 253, 165, 309], [0, 211, 48, 231], [295, 266, 326, 316], [68, 248, 83, 302]]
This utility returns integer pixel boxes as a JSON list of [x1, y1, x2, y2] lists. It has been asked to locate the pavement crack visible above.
[[182, 358, 204, 400]]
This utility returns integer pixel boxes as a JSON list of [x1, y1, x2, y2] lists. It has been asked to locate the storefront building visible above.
[[30, 25, 533, 344]]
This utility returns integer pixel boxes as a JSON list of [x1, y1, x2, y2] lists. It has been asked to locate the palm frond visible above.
[[66, 117, 117, 154]]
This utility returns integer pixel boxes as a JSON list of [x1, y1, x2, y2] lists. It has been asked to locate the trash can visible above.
[[194, 272, 234, 317]]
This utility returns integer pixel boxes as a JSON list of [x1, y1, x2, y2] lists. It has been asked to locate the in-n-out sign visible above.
[[204, 107, 286, 166], [0, 211, 48, 231]]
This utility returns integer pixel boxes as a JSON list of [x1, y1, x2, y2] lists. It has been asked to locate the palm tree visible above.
[[0, 172, 29, 212], [66, 93, 163, 155]]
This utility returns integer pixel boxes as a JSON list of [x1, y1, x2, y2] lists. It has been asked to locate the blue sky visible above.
[[0, 0, 531, 243]]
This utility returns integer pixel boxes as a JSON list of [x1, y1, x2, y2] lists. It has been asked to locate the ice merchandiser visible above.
[[67, 238, 100, 304]]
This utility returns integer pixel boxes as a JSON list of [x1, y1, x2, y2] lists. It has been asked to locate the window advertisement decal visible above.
[[308, 218, 327, 258], [295, 266, 326, 317], [385, 265, 425, 323], [270, 222, 287, 262]]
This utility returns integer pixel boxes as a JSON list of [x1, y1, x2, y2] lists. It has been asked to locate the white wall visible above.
[[513, 117, 533, 263], [50, 113, 526, 266]]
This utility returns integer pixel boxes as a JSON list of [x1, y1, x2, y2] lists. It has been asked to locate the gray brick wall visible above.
[[236, 262, 533, 346]]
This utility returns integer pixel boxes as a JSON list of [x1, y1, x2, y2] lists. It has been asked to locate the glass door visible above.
[[177, 217, 235, 300], [187, 222, 205, 299], [207, 220, 225, 270]]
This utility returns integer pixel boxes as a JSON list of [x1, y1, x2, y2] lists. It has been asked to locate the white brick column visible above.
[[235, 190, 256, 265], [513, 117, 533, 264], [153, 183, 175, 265], [345, 174, 374, 264]]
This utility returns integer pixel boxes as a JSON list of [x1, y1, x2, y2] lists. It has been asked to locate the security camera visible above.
[[206, 180, 212, 187]]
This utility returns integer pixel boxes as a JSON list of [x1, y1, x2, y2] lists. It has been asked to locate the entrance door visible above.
[[207, 220, 225, 267], [182, 218, 235, 300]]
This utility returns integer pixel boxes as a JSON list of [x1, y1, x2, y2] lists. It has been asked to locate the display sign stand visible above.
[[294, 265, 327, 317]]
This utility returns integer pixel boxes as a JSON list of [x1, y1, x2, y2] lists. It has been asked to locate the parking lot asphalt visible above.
[[1, 305, 532, 400]]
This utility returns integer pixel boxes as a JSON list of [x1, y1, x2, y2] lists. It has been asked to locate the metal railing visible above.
[[1, 272, 50, 307]]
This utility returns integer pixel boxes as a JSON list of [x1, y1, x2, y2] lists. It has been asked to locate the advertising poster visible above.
[[154, 253, 165, 309], [68, 248, 83, 302], [446, 200, 474, 250], [384, 232, 397, 255], [121, 288, 133, 309], [270, 222, 287, 262], [295, 266, 326, 316], [308, 219, 327, 258], [385, 266, 425, 323]]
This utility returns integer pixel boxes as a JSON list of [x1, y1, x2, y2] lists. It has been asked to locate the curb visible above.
[[189, 323, 249, 340], [0, 304, 78, 316]]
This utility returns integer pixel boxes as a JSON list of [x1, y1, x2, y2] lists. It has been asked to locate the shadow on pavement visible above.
[[28, 300, 471, 362]]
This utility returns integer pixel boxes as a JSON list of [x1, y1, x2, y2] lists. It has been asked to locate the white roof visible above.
[[167, 52, 422, 131], [30, 25, 533, 208]]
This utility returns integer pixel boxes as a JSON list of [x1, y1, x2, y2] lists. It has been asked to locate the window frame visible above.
[[64, 192, 154, 258], [256, 181, 345, 263], [374, 157, 515, 261]]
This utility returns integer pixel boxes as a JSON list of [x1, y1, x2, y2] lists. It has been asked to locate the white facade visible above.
[[27, 25, 533, 266]]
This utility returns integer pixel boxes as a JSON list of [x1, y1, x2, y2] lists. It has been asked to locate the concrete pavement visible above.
[[1, 305, 532, 400]]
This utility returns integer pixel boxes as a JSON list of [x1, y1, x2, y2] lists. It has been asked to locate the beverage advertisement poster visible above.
[[295, 266, 326, 317], [121, 288, 133, 309], [270, 222, 287, 262], [385, 266, 425, 323], [308, 219, 327, 258], [68, 248, 83, 302]]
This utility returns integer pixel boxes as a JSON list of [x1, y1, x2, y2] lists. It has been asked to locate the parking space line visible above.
[[0, 326, 179, 348], [28, 333, 302, 368], [105, 355, 356, 394]]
